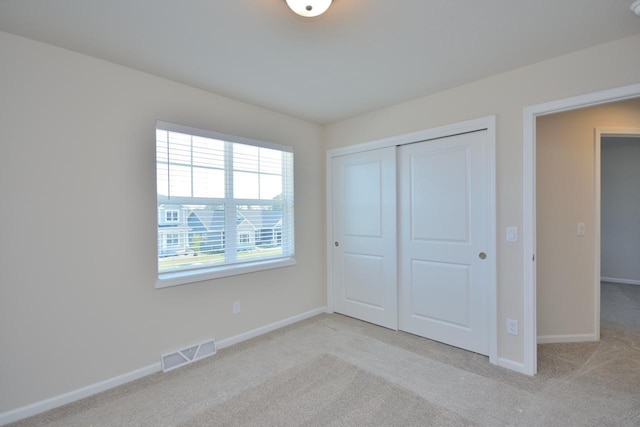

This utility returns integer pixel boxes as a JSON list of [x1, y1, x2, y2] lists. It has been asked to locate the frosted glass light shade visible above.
[[286, 0, 332, 17]]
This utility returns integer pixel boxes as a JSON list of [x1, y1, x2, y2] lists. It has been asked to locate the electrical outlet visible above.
[[507, 319, 518, 335], [233, 301, 240, 315]]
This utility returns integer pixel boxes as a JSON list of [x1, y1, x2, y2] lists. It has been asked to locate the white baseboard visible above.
[[216, 306, 328, 349], [497, 357, 528, 375], [0, 363, 161, 426], [537, 333, 597, 344], [601, 277, 640, 286], [0, 306, 328, 426]]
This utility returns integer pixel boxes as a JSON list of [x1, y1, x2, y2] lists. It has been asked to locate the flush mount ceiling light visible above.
[[632, 0, 640, 15], [285, 0, 332, 17]]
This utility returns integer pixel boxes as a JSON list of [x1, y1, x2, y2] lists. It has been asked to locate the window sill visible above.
[[155, 257, 296, 289]]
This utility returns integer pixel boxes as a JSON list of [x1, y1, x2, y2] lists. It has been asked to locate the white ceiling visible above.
[[0, 0, 638, 124]]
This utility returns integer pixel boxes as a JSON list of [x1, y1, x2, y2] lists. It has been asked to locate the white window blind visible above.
[[155, 121, 295, 287]]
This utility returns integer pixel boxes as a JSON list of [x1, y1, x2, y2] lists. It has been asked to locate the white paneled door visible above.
[[399, 131, 490, 355], [332, 147, 398, 330]]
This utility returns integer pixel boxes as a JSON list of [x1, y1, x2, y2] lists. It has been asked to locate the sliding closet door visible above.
[[399, 131, 490, 355], [332, 147, 398, 330]]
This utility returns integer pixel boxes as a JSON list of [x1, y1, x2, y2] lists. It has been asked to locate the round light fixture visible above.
[[285, 0, 332, 17], [632, 0, 640, 16]]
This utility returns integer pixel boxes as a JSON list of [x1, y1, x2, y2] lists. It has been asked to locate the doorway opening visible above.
[[523, 83, 640, 375]]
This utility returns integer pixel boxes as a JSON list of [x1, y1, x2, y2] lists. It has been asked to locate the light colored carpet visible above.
[[8, 282, 640, 426], [180, 353, 472, 426]]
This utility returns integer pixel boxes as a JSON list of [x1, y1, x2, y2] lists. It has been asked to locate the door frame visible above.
[[523, 83, 640, 376], [326, 115, 498, 365], [595, 128, 640, 329], [597, 128, 640, 283]]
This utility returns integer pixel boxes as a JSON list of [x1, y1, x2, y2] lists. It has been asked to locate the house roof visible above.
[[187, 209, 228, 233], [238, 210, 283, 230], [0, 1, 638, 124], [188, 209, 282, 232]]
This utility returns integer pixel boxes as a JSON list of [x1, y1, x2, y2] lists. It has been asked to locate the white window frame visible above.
[[155, 121, 295, 288], [238, 231, 251, 245], [165, 210, 179, 222], [165, 233, 180, 247]]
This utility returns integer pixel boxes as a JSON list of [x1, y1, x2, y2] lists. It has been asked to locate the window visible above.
[[166, 233, 179, 246], [238, 232, 251, 245], [165, 210, 179, 222], [156, 121, 295, 287]]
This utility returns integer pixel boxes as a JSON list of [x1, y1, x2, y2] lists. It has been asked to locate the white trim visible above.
[[0, 363, 161, 426], [0, 307, 327, 426], [326, 115, 498, 367], [216, 306, 328, 349], [486, 116, 498, 366], [537, 334, 598, 344], [597, 129, 640, 139], [522, 103, 537, 376], [601, 277, 640, 286], [497, 357, 528, 375], [327, 116, 497, 157], [523, 83, 640, 377], [593, 127, 640, 341], [325, 150, 335, 314], [156, 258, 297, 288], [597, 128, 640, 295], [593, 130, 602, 342]]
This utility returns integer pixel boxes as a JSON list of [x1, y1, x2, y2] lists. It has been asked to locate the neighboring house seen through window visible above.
[[155, 121, 295, 287]]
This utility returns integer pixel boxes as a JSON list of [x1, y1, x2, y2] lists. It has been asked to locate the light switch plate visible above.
[[577, 223, 585, 236], [506, 227, 518, 242]]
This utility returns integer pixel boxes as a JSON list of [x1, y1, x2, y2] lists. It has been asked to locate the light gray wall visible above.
[[0, 31, 325, 413], [601, 136, 640, 283]]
